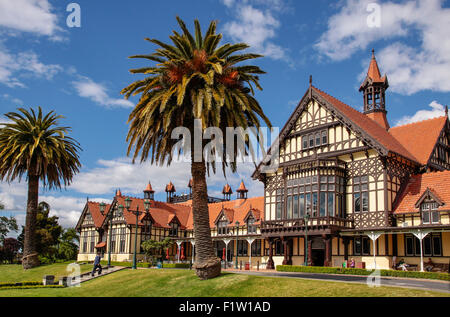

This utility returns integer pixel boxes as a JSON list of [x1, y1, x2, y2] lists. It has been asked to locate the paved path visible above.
[[77, 266, 127, 284], [224, 269, 450, 294]]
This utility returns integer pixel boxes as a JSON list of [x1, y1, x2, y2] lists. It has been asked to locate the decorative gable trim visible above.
[[75, 203, 89, 232], [414, 187, 444, 208]]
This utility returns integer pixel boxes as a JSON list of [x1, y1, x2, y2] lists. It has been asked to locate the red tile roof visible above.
[[394, 171, 450, 214], [313, 86, 418, 163], [113, 196, 191, 229], [389, 116, 447, 165], [87, 202, 110, 228]]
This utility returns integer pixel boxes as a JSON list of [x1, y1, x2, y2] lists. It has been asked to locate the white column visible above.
[[367, 232, 382, 270], [246, 238, 256, 269], [190, 240, 195, 262], [411, 229, 432, 272], [176, 241, 182, 263], [223, 238, 231, 268]]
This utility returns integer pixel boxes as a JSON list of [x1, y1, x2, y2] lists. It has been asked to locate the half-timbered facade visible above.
[[77, 52, 449, 272], [253, 51, 450, 271]]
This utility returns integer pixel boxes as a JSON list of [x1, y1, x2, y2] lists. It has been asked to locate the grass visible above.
[[0, 266, 448, 297], [0, 263, 93, 283]]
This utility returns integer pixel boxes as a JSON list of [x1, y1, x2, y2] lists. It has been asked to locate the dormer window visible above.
[[421, 201, 440, 225], [247, 217, 257, 234], [217, 219, 229, 235], [169, 222, 179, 237]]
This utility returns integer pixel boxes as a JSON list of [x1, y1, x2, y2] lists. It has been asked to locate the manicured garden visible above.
[[276, 265, 450, 281], [0, 264, 448, 297], [0, 263, 93, 284]]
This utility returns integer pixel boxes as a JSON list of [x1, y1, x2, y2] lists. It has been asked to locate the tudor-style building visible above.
[[77, 51, 450, 272], [76, 181, 268, 267], [253, 51, 450, 271]]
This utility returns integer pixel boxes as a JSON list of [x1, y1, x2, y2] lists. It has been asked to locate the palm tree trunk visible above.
[[22, 173, 40, 269], [191, 156, 221, 279]]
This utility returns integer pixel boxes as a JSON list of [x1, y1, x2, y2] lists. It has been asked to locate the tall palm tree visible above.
[[122, 17, 271, 279], [0, 107, 81, 269]]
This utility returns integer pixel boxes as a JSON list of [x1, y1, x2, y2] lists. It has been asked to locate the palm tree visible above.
[[0, 107, 81, 269], [122, 17, 271, 279]]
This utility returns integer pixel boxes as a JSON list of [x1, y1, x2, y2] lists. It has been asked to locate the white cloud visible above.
[[71, 156, 263, 199], [72, 77, 134, 109], [395, 100, 448, 126], [316, 0, 450, 95], [0, 0, 62, 39], [0, 46, 62, 87], [0, 156, 263, 228], [222, 0, 289, 61]]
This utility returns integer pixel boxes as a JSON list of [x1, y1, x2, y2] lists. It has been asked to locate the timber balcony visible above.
[[261, 217, 354, 237]]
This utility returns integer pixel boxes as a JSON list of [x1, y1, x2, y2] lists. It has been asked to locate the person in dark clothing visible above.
[[92, 253, 103, 277]]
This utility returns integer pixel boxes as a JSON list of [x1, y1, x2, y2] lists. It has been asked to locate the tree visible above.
[[57, 228, 79, 261], [1, 238, 20, 264], [141, 237, 174, 263], [122, 17, 271, 279], [0, 107, 81, 269], [0, 202, 18, 243], [18, 201, 63, 261]]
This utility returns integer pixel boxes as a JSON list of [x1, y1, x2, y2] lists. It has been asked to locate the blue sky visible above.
[[0, 0, 449, 230]]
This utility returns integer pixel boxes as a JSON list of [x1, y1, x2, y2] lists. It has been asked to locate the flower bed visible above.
[[276, 265, 450, 281]]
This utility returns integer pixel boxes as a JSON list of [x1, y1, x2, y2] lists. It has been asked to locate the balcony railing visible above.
[[261, 216, 354, 234]]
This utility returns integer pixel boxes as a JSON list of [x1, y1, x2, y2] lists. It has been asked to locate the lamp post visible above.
[[304, 212, 310, 266], [235, 221, 240, 269], [125, 197, 150, 270], [99, 202, 112, 267]]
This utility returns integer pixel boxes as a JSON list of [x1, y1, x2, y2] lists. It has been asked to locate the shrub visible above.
[[0, 281, 43, 288], [164, 262, 189, 268], [276, 265, 450, 281]]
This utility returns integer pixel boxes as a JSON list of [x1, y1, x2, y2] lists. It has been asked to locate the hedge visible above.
[[162, 263, 190, 269], [0, 285, 65, 290], [87, 261, 190, 269], [276, 265, 450, 281], [0, 281, 43, 288]]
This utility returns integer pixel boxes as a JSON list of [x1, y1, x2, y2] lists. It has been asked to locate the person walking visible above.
[[91, 252, 103, 277]]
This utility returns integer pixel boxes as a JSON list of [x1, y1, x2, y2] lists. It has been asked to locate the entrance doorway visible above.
[[311, 249, 325, 266], [311, 237, 325, 266]]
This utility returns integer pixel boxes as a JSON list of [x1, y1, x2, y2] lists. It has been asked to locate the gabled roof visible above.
[[207, 197, 264, 228], [213, 208, 235, 225], [312, 86, 418, 162], [75, 201, 110, 231], [103, 196, 191, 229], [243, 208, 261, 223], [252, 84, 422, 178], [394, 171, 450, 214], [389, 116, 448, 165]]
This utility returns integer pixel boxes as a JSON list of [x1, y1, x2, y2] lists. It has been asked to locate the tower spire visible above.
[[360, 50, 390, 130]]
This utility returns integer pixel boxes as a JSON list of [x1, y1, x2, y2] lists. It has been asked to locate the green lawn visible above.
[[0, 263, 93, 283], [0, 266, 448, 297]]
